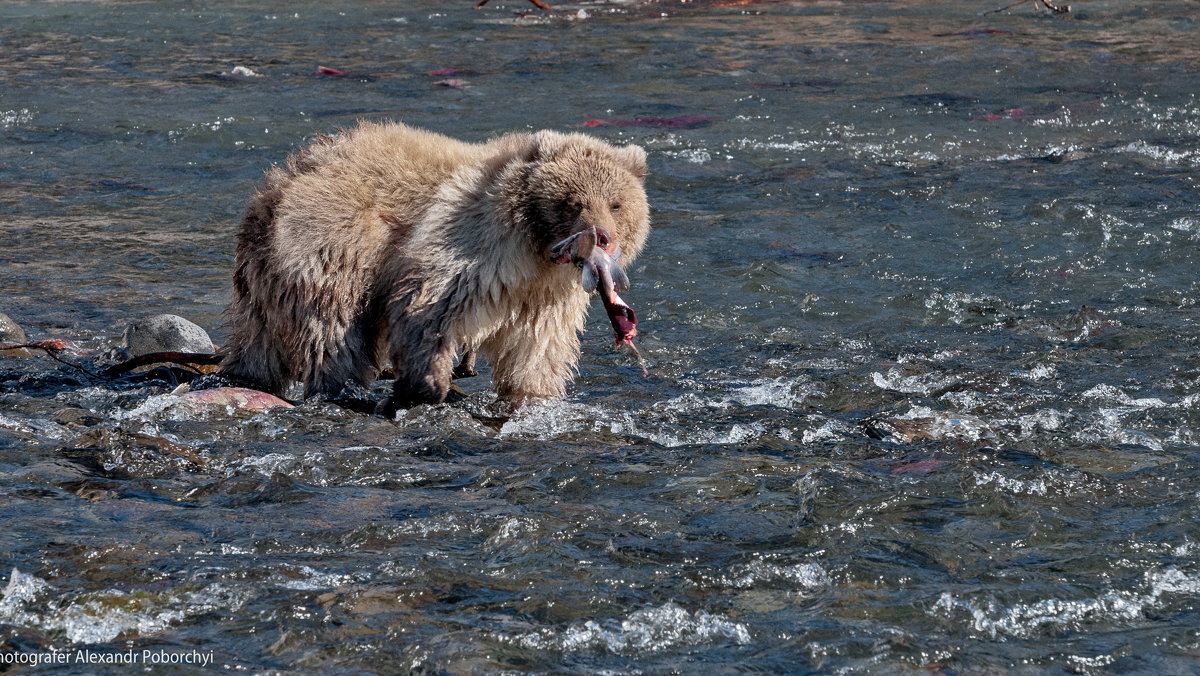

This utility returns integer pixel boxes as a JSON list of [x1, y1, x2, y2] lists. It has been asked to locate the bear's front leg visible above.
[[485, 294, 587, 407], [381, 348, 455, 416]]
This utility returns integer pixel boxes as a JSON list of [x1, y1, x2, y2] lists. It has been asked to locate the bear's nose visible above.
[[549, 226, 618, 266]]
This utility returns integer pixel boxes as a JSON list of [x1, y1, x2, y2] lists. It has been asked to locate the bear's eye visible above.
[[610, 202, 622, 212]]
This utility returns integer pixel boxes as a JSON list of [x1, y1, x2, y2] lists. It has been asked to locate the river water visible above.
[[2, 0, 1200, 673]]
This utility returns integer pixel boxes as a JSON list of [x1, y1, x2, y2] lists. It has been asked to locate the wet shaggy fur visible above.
[[219, 121, 650, 412]]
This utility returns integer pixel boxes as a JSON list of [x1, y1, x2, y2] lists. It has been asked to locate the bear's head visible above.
[[521, 131, 650, 265]]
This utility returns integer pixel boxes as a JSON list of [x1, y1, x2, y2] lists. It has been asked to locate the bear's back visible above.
[[311, 122, 484, 210], [265, 122, 499, 247]]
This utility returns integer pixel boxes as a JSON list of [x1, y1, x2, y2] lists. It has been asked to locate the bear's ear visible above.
[[615, 144, 648, 179], [521, 130, 569, 163]]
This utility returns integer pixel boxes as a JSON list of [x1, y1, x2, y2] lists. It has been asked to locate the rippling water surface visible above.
[[3, 0, 1200, 673]]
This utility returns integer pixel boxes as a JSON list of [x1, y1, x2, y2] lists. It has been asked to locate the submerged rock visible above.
[[51, 407, 106, 428], [0, 312, 26, 342], [123, 314, 214, 356], [185, 471, 315, 507], [62, 428, 207, 479]]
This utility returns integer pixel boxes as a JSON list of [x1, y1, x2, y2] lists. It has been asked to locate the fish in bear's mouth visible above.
[[550, 227, 645, 374]]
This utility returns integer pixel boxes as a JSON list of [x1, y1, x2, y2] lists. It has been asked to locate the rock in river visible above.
[[0, 312, 30, 357], [123, 314, 214, 356]]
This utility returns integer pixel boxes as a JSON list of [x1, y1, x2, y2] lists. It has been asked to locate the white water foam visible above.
[[509, 602, 751, 654], [974, 470, 1049, 496], [0, 568, 248, 644], [111, 392, 184, 421], [801, 418, 853, 444], [933, 567, 1200, 639], [499, 399, 766, 448], [0, 413, 73, 441], [1081, 384, 1168, 409], [871, 367, 958, 396], [0, 568, 50, 626], [0, 108, 34, 128], [724, 377, 819, 408], [661, 148, 711, 164], [274, 564, 361, 591], [1013, 363, 1057, 381], [700, 560, 831, 591], [1113, 140, 1200, 166], [654, 377, 820, 413]]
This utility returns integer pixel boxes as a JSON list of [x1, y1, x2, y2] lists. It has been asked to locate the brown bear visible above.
[[218, 121, 650, 414]]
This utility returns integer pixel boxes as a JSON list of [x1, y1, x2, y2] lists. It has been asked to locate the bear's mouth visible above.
[[550, 227, 638, 349]]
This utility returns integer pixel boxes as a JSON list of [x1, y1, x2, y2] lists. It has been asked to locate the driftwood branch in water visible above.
[[3, 340, 228, 384], [983, 0, 1069, 15], [0, 340, 101, 379], [475, 0, 552, 9], [101, 352, 224, 378], [0, 339, 71, 353]]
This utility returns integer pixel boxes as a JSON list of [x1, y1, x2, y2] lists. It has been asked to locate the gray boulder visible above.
[[0, 312, 26, 345], [0, 312, 30, 356], [123, 314, 214, 356]]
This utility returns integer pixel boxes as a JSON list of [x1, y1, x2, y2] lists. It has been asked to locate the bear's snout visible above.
[[550, 226, 618, 267], [570, 206, 619, 244]]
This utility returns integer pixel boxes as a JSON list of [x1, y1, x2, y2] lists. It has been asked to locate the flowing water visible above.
[[3, 0, 1200, 673]]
